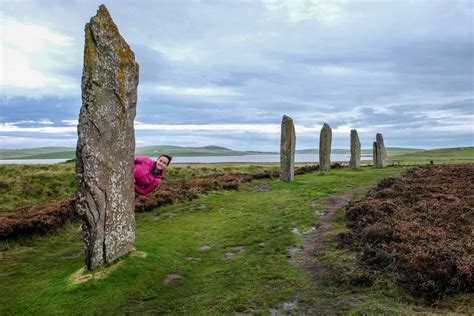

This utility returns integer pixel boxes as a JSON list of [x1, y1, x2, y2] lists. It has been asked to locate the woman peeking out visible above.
[[133, 154, 172, 196]]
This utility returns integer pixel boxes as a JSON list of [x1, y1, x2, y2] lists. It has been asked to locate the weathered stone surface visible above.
[[280, 115, 296, 181], [349, 129, 361, 169], [319, 123, 332, 172], [372, 141, 377, 166], [76, 5, 139, 270], [375, 133, 387, 167]]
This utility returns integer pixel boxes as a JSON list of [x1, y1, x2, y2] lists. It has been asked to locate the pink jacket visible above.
[[134, 156, 162, 195]]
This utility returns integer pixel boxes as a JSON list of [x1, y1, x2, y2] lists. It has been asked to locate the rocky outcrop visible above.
[[280, 115, 296, 181], [349, 129, 361, 169], [319, 123, 332, 172], [76, 5, 139, 270]]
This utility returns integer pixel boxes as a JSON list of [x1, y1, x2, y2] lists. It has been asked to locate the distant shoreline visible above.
[[0, 154, 375, 164]]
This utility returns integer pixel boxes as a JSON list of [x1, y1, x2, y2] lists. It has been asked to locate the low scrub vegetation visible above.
[[343, 164, 474, 301]]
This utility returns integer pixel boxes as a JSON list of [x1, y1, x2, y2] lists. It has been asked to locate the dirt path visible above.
[[296, 191, 356, 268], [272, 191, 358, 315]]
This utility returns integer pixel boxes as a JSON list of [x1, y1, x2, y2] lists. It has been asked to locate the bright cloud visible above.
[[6, 120, 54, 125], [61, 120, 79, 125], [0, 18, 78, 96], [2, 19, 72, 53], [0, 135, 76, 148], [0, 122, 76, 134], [153, 85, 242, 97]]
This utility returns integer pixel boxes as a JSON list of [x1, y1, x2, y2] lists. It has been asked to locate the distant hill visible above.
[[135, 145, 267, 157], [0, 147, 74, 159], [0, 146, 461, 160]]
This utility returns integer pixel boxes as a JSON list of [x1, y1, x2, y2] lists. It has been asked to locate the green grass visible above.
[[2, 166, 471, 314], [0, 163, 76, 212], [388, 146, 474, 165]]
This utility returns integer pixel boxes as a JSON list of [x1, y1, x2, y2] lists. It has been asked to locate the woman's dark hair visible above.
[[158, 154, 172, 165]]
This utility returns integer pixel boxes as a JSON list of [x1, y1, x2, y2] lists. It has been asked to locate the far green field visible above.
[[388, 146, 474, 165], [0, 147, 73, 159], [297, 147, 423, 155]]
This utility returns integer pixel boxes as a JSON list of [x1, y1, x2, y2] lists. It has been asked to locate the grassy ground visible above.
[[388, 146, 474, 165], [1, 166, 472, 314], [0, 163, 76, 212]]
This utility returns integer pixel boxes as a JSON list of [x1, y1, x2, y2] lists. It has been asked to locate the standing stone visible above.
[[372, 141, 377, 166], [280, 115, 296, 181], [375, 133, 387, 167], [319, 123, 332, 172], [349, 129, 361, 169], [76, 5, 139, 270]]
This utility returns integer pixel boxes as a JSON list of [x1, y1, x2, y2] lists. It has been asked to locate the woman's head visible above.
[[156, 154, 172, 170]]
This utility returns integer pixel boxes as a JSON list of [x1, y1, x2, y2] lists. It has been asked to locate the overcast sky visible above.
[[1, 0, 473, 150]]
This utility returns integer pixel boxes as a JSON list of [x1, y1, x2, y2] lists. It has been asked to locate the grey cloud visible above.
[[211, 71, 284, 87], [0, 97, 81, 123], [134, 44, 171, 83]]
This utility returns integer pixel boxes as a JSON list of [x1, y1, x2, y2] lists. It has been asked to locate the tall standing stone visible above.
[[76, 5, 139, 270], [280, 115, 296, 181], [375, 133, 387, 167], [349, 129, 361, 169], [319, 123, 332, 172]]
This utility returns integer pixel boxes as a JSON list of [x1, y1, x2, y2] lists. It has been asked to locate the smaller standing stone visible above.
[[375, 133, 387, 167], [349, 129, 361, 169], [372, 141, 377, 166], [280, 115, 296, 181], [319, 123, 332, 172]]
